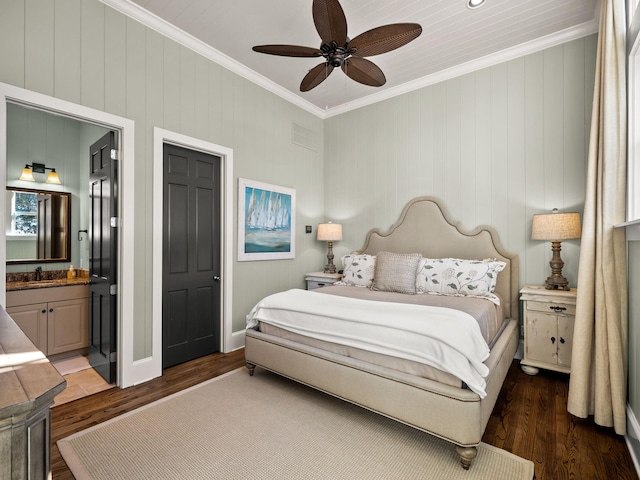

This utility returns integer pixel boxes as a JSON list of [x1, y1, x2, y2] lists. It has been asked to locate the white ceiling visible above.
[[105, 0, 600, 118]]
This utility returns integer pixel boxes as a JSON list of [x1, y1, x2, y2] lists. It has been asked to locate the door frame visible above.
[[152, 128, 235, 369], [0, 82, 138, 387]]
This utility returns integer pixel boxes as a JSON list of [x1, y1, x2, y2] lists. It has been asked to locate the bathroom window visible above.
[[8, 190, 37, 235]]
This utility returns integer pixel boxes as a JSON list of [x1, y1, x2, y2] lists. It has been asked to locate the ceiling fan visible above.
[[252, 0, 422, 92]]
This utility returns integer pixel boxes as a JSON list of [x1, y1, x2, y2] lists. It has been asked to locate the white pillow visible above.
[[415, 257, 506, 304], [336, 254, 376, 288]]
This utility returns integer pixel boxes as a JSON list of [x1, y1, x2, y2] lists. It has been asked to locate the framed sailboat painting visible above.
[[238, 178, 296, 261]]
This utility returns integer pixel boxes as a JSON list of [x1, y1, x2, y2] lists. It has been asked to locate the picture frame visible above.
[[238, 178, 296, 261]]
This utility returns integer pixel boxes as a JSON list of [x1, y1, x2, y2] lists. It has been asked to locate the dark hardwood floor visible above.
[[51, 351, 637, 480], [484, 361, 638, 480]]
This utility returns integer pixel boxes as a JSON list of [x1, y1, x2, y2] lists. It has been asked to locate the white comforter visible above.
[[246, 289, 491, 397]]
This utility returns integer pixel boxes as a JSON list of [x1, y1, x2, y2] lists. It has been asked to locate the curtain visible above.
[[567, 0, 628, 435]]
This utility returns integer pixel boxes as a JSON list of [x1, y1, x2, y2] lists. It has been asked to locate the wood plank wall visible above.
[[0, 0, 325, 356], [324, 36, 597, 290], [0, 1, 601, 362]]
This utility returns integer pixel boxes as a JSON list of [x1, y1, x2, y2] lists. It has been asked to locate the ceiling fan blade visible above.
[[342, 57, 386, 87], [349, 23, 422, 57], [300, 62, 334, 92], [312, 0, 347, 46], [252, 45, 323, 57]]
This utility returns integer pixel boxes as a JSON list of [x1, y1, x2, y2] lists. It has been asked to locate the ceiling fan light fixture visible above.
[[467, 0, 486, 9]]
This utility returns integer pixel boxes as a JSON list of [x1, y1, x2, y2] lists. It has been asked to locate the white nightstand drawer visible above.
[[305, 272, 342, 290], [526, 301, 576, 316], [307, 280, 334, 289]]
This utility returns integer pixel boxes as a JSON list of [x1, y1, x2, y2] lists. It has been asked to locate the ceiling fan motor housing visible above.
[[321, 42, 349, 67]]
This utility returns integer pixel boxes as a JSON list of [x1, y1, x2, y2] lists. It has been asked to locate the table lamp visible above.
[[531, 209, 581, 291], [317, 222, 342, 274]]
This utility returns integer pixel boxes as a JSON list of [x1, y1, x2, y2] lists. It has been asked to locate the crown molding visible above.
[[100, 0, 597, 120], [323, 19, 599, 118], [99, 0, 325, 117]]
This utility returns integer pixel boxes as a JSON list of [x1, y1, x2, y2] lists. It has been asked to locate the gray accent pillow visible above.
[[372, 251, 422, 295]]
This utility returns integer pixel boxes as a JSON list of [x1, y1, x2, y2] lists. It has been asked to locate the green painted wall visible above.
[[0, 0, 325, 360], [324, 36, 597, 291]]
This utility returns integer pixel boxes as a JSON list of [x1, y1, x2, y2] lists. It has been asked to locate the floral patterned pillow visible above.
[[335, 254, 376, 288], [415, 257, 506, 304]]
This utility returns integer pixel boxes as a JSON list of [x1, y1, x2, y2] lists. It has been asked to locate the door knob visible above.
[[213, 276, 221, 281]]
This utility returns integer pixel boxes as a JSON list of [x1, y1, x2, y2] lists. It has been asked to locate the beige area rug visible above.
[[58, 368, 534, 480]]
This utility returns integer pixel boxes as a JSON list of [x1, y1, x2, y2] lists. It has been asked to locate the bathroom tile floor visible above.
[[52, 357, 114, 406]]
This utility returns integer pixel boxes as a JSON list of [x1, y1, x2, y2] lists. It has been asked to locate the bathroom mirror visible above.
[[5, 187, 71, 264]]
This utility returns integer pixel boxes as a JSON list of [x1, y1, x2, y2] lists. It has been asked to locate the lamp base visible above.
[[324, 241, 336, 274], [544, 275, 570, 291], [544, 240, 570, 291]]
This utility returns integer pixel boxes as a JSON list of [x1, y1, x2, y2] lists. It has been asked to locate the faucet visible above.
[[35, 266, 42, 281]]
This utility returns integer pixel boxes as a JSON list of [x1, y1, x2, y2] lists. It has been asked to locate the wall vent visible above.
[[292, 122, 315, 151]]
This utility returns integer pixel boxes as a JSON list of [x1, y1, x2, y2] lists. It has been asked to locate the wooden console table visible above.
[[0, 305, 66, 480]]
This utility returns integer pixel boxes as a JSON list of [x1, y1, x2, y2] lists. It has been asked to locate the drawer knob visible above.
[[560, 337, 565, 344], [551, 336, 556, 344], [550, 306, 566, 312]]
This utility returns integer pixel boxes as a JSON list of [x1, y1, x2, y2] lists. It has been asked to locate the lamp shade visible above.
[[45, 170, 61, 184], [19, 166, 35, 182], [317, 223, 342, 241], [531, 212, 581, 241]]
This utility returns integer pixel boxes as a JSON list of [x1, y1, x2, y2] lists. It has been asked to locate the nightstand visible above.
[[305, 271, 342, 290], [520, 285, 577, 375]]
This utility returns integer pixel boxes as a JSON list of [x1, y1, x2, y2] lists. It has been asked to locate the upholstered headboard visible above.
[[356, 197, 519, 322]]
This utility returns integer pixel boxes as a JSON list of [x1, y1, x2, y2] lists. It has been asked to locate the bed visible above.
[[245, 196, 520, 469]]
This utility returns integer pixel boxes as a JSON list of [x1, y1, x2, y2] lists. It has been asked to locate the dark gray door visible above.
[[163, 144, 221, 369], [88, 131, 117, 383]]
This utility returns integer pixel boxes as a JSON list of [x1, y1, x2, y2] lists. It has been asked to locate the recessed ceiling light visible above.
[[467, 0, 486, 9]]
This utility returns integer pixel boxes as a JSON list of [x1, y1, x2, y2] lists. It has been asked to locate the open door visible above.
[[88, 131, 117, 384]]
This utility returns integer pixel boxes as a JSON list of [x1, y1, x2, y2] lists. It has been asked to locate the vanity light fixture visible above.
[[19, 163, 62, 184], [467, 0, 486, 9]]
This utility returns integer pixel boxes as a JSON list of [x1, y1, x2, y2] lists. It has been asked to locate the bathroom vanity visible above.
[[5, 276, 89, 358]]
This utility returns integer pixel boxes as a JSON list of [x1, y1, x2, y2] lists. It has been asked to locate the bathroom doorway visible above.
[[4, 102, 117, 393], [1, 82, 138, 388]]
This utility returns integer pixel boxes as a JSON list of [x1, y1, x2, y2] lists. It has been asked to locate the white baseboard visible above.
[[514, 339, 524, 360], [228, 329, 247, 352], [626, 404, 640, 478]]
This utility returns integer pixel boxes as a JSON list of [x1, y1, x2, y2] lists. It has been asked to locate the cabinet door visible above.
[[6, 303, 48, 354], [525, 312, 558, 365], [557, 315, 574, 368], [47, 298, 89, 355]]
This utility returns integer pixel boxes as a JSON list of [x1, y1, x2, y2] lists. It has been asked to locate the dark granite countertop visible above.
[[6, 277, 90, 291], [6, 268, 90, 291]]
